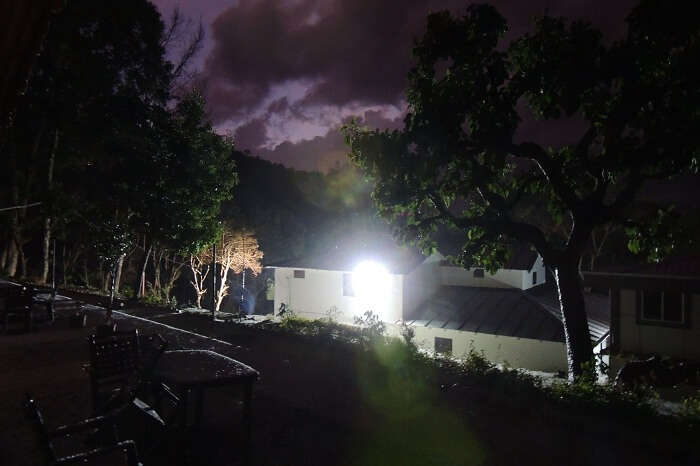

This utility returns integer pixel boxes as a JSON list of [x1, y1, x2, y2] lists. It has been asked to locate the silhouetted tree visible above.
[[344, 1, 700, 378]]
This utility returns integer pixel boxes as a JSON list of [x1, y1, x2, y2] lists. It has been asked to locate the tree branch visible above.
[[509, 142, 582, 212], [428, 191, 555, 263]]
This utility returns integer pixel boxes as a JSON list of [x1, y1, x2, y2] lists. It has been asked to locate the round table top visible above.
[[153, 350, 258, 387]]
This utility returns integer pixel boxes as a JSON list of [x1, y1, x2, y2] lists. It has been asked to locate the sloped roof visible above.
[[405, 286, 566, 343], [437, 243, 539, 271], [504, 246, 539, 271], [594, 255, 700, 277], [525, 282, 610, 344], [266, 234, 426, 274]]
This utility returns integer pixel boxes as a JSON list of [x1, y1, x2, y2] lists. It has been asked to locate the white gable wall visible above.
[[522, 255, 546, 290], [439, 254, 546, 290], [273, 267, 404, 323]]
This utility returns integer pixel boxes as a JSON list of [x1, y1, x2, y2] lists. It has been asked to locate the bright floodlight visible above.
[[352, 260, 390, 313]]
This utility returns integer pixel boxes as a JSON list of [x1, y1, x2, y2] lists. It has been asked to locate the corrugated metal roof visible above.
[[405, 286, 566, 343], [525, 283, 610, 344]]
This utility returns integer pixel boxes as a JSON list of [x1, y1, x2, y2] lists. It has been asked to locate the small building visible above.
[[584, 257, 700, 375], [266, 236, 592, 372]]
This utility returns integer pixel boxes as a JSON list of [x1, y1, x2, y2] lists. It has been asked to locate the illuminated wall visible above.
[[273, 266, 404, 323]]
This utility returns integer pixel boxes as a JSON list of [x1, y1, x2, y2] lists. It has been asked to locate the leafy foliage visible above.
[[343, 1, 700, 377], [353, 310, 387, 346]]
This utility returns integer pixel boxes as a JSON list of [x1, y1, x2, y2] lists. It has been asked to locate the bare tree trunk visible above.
[[5, 237, 18, 277], [189, 253, 209, 308], [240, 269, 246, 312], [0, 242, 7, 270], [215, 263, 231, 312], [40, 129, 58, 283], [152, 247, 164, 297], [114, 254, 124, 294], [137, 241, 152, 298], [83, 257, 89, 288], [62, 242, 67, 287], [106, 259, 120, 322], [163, 253, 185, 303], [18, 241, 27, 278]]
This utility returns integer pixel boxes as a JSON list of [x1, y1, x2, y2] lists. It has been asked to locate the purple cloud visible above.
[[154, 0, 638, 170]]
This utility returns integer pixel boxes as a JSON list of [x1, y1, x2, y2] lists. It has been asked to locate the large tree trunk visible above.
[[0, 242, 7, 270], [18, 241, 28, 278], [137, 242, 152, 298], [114, 254, 124, 294], [106, 258, 120, 322], [554, 258, 594, 380], [83, 257, 89, 288], [4, 236, 18, 277], [40, 130, 59, 284]]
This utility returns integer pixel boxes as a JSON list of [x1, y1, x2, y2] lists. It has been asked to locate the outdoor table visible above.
[[152, 349, 259, 464]]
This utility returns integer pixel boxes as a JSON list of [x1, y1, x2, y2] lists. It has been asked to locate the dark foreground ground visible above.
[[1, 299, 698, 466]]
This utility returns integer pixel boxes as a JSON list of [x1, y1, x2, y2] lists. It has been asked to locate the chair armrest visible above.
[[54, 439, 140, 466], [50, 412, 119, 438], [157, 382, 180, 405]]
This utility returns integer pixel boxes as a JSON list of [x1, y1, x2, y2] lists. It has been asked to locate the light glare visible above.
[[352, 261, 390, 315]]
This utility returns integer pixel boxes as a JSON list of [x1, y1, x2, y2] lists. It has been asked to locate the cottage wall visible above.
[[522, 255, 546, 290], [273, 267, 404, 323], [618, 289, 700, 359], [405, 324, 567, 372]]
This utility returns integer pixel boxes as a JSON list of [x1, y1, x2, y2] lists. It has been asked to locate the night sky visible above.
[[153, 0, 638, 171]]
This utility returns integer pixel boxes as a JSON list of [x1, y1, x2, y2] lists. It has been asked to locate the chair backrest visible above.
[[89, 330, 168, 415], [24, 394, 58, 464], [25, 393, 142, 466], [89, 329, 140, 411], [4, 286, 33, 310]]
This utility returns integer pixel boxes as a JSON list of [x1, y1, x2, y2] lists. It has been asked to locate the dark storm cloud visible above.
[[234, 117, 268, 149], [205, 0, 451, 120], [205, 0, 636, 122], [194, 0, 638, 168]]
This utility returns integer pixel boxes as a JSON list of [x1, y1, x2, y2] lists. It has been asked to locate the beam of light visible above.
[[352, 260, 390, 318]]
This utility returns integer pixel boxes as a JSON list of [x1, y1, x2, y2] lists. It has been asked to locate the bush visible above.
[[398, 320, 416, 347], [461, 344, 495, 377], [680, 395, 700, 426], [353, 310, 386, 346]]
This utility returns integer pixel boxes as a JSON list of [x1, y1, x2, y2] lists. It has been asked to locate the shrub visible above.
[[325, 305, 342, 323], [680, 395, 700, 426], [353, 310, 386, 346], [461, 344, 495, 377], [398, 320, 416, 347]]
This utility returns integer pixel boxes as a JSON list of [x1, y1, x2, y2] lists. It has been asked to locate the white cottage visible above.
[[584, 258, 700, 375], [267, 236, 582, 372]]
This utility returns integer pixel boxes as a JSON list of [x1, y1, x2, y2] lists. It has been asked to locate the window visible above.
[[473, 268, 484, 278], [293, 270, 305, 279], [532, 271, 538, 285], [343, 273, 354, 296], [640, 291, 686, 325], [435, 337, 452, 355]]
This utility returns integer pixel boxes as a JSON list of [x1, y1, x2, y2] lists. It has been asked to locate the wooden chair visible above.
[[87, 330, 178, 427], [24, 394, 142, 466], [2, 285, 34, 333], [88, 329, 141, 413]]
